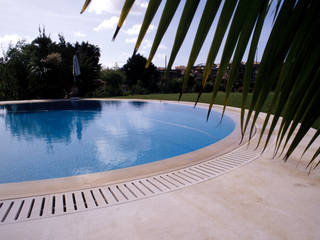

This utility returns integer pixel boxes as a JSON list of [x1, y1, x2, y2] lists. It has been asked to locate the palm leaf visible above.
[[80, 0, 91, 14], [164, 0, 200, 79], [240, 3, 268, 136], [145, 0, 181, 68], [312, 149, 320, 169], [112, 0, 135, 41], [179, 0, 222, 100], [207, 0, 257, 119], [274, 42, 320, 156], [242, 0, 296, 135], [279, 67, 320, 157], [133, 0, 162, 55], [243, 0, 307, 140], [283, 89, 320, 161], [259, 7, 319, 152], [273, 0, 282, 23], [301, 129, 320, 160], [221, 1, 268, 119], [105, 0, 320, 168], [196, 0, 237, 106]]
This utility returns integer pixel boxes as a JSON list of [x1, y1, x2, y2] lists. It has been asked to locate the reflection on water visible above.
[[0, 100, 235, 184], [1, 100, 102, 143], [129, 101, 148, 108]]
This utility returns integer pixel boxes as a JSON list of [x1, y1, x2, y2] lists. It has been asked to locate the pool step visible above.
[[0, 147, 259, 225]]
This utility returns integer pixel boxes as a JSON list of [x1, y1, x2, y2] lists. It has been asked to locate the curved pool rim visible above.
[[0, 99, 254, 200]]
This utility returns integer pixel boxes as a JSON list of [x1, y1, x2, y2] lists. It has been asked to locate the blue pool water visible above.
[[0, 100, 235, 184]]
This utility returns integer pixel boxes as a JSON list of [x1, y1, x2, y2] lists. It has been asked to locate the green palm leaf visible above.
[[207, 0, 257, 119], [133, 0, 162, 55], [311, 149, 320, 169], [278, 67, 320, 157], [164, 0, 200, 79], [145, 0, 181, 68], [101, 0, 320, 168], [259, 7, 319, 152], [179, 0, 222, 100], [301, 129, 320, 160], [283, 89, 320, 161], [112, 0, 135, 41], [221, 1, 268, 119], [196, 0, 237, 106], [274, 35, 320, 156], [243, 0, 307, 140], [240, 3, 268, 136]]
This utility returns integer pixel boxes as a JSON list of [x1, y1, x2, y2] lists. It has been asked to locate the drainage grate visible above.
[[0, 147, 259, 225]]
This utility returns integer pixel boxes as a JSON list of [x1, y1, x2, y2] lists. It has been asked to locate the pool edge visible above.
[[0, 99, 252, 200]]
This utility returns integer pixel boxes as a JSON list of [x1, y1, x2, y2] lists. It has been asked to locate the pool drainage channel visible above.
[[0, 147, 259, 225]]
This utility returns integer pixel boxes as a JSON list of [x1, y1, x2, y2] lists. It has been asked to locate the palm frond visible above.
[[221, 1, 269, 119], [302, 129, 320, 160], [240, 3, 268, 136], [112, 0, 135, 41], [80, 0, 91, 14], [133, 0, 162, 56], [197, 0, 237, 106], [208, 0, 264, 119], [180, 0, 222, 100], [145, 0, 181, 68], [98, 0, 320, 167], [164, 0, 200, 79]]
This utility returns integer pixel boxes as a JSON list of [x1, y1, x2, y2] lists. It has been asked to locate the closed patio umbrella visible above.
[[73, 54, 81, 80], [71, 54, 81, 98]]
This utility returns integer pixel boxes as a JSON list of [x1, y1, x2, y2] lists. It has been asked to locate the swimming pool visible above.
[[0, 100, 235, 184]]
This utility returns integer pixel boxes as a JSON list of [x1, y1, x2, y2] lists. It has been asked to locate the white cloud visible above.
[[0, 34, 22, 45], [88, 0, 123, 15], [128, 112, 152, 130], [125, 24, 155, 35], [0, 34, 31, 56], [120, 52, 131, 60], [125, 37, 137, 43], [139, 2, 148, 8], [88, 0, 147, 15], [125, 24, 142, 35], [94, 16, 119, 32], [74, 31, 87, 37], [95, 108, 153, 167], [142, 39, 152, 49], [159, 44, 167, 50], [155, 53, 167, 62]]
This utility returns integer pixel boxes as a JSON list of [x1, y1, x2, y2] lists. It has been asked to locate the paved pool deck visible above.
[[0, 101, 319, 239]]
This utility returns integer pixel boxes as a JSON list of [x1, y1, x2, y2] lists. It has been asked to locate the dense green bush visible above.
[[100, 69, 126, 97]]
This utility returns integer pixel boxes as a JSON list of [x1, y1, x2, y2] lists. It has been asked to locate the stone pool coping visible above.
[[0, 99, 253, 200]]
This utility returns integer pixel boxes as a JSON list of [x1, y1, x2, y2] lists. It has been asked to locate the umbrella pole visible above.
[[70, 76, 79, 98]]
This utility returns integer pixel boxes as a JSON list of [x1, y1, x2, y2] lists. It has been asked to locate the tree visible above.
[[56, 35, 75, 96], [0, 29, 101, 99], [122, 54, 160, 94], [75, 42, 101, 96], [81, 0, 320, 168], [0, 41, 30, 100], [100, 69, 126, 97]]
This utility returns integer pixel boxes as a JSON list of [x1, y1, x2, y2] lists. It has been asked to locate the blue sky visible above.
[[0, 0, 274, 68]]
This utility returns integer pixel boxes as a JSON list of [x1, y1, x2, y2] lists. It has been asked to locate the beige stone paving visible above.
[[1, 141, 319, 240]]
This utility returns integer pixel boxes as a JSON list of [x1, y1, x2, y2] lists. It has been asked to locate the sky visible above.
[[0, 0, 274, 68]]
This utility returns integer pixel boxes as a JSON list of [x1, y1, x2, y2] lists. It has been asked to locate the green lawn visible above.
[[116, 92, 320, 129], [116, 92, 273, 113]]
